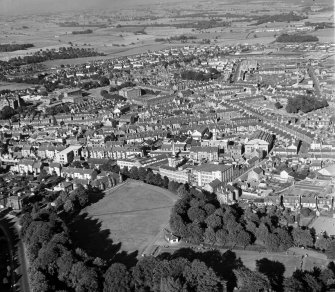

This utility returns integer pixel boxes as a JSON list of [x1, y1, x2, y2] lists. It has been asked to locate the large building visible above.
[[245, 130, 274, 156], [191, 164, 234, 187], [159, 165, 190, 184]]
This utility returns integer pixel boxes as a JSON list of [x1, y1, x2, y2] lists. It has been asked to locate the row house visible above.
[[82, 146, 143, 160], [190, 146, 219, 162], [61, 167, 98, 181], [37, 145, 66, 159], [13, 159, 44, 174]]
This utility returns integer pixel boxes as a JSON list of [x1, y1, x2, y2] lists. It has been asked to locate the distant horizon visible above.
[[0, 0, 171, 16]]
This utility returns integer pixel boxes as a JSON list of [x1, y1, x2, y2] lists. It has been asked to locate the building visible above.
[[245, 130, 274, 156], [159, 165, 190, 184], [190, 146, 219, 162], [191, 164, 234, 187], [118, 87, 141, 99], [55, 145, 82, 164]]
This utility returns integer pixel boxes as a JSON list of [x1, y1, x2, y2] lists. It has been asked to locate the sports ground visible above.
[[84, 180, 178, 255]]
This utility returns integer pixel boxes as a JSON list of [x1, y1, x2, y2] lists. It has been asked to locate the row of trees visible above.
[[0, 43, 34, 52], [254, 12, 307, 25], [286, 95, 328, 113], [0, 47, 104, 70], [276, 34, 319, 43], [72, 29, 93, 35], [20, 203, 104, 292], [181, 69, 220, 81], [169, 187, 335, 257]]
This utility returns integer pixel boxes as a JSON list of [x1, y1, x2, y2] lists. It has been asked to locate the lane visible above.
[[0, 211, 30, 292]]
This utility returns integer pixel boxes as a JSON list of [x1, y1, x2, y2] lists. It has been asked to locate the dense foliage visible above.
[[169, 188, 302, 251], [0, 106, 16, 120], [181, 69, 220, 81], [276, 34, 319, 43], [0, 43, 34, 52], [72, 29, 93, 35], [254, 12, 307, 25], [286, 95, 328, 113]]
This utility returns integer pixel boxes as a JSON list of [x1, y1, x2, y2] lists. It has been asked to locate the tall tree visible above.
[[104, 263, 131, 292]]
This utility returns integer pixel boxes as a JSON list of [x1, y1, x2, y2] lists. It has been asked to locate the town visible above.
[[0, 0, 335, 291]]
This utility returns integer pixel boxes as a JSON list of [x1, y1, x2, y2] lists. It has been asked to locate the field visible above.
[[74, 181, 177, 257]]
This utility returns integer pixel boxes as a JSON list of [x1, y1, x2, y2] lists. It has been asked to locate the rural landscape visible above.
[[0, 0, 334, 291]]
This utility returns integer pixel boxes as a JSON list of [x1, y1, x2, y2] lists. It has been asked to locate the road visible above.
[[0, 210, 30, 292]]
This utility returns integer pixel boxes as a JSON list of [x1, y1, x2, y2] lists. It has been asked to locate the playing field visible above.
[[83, 180, 178, 255]]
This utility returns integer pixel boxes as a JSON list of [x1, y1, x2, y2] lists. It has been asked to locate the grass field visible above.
[[81, 181, 177, 255]]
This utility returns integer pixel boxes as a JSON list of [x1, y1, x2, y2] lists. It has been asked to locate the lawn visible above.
[[80, 180, 177, 256]]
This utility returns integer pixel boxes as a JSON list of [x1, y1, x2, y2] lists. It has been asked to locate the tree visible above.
[[326, 240, 335, 259], [132, 256, 158, 290], [0, 106, 15, 120], [292, 228, 313, 248], [183, 260, 224, 292], [30, 270, 50, 292], [103, 263, 131, 292], [315, 234, 331, 251], [37, 169, 48, 182], [187, 222, 204, 244], [205, 214, 222, 230], [265, 233, 281, 251], [234, 267, 271, 292], [130, 166, 139, 180], [99, 76, 110, 86], [177, 184, 189, 198], [160, 276, 183, 292], [138, 167, 147, 181], [276, 228, 294, 251], [57, 251, 75, 284], [283, 276, 305, 292], [64, 200, 74, 213], [215, 229, 228, 246], [145, 171, 155, 184], [236, 230, 251, 249], [168, 181, 180, 193], [72, 161, 82, 168], [69, 261, 99, 292], [204, 227, 216, 245], [187, 206, 206, 222]]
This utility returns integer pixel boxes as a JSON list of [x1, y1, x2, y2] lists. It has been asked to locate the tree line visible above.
[[0, 47, 104, 72], [169, 185, 335, 258], [253, 12, 307, 25], [276, 34, 319, 43], [0, 43, 34, 52], [72, 29, 94, 35], [180, 69, 220, 81]]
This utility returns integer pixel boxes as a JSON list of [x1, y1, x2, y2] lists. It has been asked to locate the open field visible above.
[[80, 181, 177, 255]]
